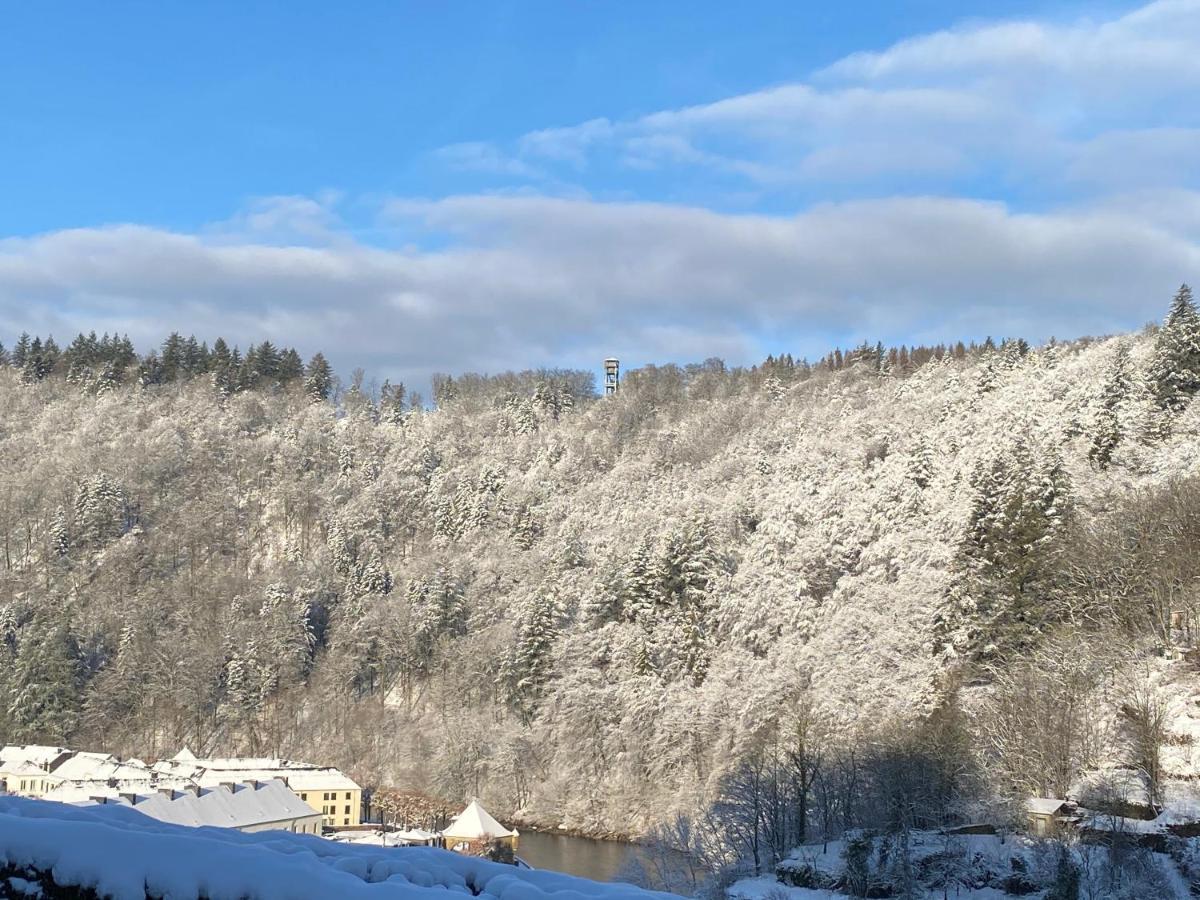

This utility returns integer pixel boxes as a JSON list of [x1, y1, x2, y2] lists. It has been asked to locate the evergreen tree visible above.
[[160, 332, 186, 381], [7, 613, 84, 742], [11, 332, 30, 369], [50, 506, 70, 558], [138, 352, 165, 387], [278, 347, 304, 382], [73, 474, 125, 547], [211, 337, 233, 370], [957, 442, 1072, 657], [512, 592, 561, 717], [305, 352, 334, 401], [252, 340, 282, 381], [184, 336, 207, 375], [621, 536, 659, 626], [1149, 284, 1200, 413], [1045, 844, 1079, 900], [1088, 342, 1133, 470], [380, 380, 407, 424], [908, 437, 935, 490]]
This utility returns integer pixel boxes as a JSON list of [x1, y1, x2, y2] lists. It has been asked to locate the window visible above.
[[300, 793, 307, 801], [344, 805, 350, 815], [345, 792, 351, 800], [344, 818, 350, 825]]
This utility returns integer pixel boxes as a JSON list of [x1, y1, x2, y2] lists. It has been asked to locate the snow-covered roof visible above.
[[442, 800, 517, 841], [44, 777, 195, 804], [395, 828, 438, 842], [0, 761, 50, 780], [0, 795, 682, 899], [199, 767, 357, 792], [76, 779, 321, 830], [0, 745, 73, 771], [1026, 797, 1067, 816], [331, 829, 437, 847], [153, 756, 360, 792], [52, 752, 153, 783]]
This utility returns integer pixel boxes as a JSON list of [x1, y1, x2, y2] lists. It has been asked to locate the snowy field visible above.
[[0, 796, 683, 900]]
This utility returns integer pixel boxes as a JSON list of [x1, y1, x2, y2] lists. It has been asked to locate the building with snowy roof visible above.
[[1025, 797, 1069, 836], [72, 778, 324, 834], [0, 746, 162, 799], [49, 750, 154, 784], [0, 746, 75, 798], [0, 794, 682, 899], [441, 799, 519, 854], [153, 749, 362, 829]]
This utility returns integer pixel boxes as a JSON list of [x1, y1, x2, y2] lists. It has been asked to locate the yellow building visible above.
[[153, 750, 363, 829]]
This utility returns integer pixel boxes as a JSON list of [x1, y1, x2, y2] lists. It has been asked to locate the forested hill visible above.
[[2, 288, 1200, 841]]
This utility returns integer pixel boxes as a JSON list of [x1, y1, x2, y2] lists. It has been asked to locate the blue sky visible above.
[[1, 1, 1197, 388]]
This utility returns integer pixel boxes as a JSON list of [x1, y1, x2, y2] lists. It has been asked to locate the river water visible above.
[[516, 830, 645, 883]]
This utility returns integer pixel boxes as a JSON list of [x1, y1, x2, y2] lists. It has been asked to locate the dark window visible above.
[[344, 805, 350, 815]]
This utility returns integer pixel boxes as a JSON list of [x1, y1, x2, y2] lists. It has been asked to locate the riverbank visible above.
[[509, 815, 637, 844]]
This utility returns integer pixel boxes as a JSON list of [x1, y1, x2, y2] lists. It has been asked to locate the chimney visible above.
[[219, 782, 238, 794], [158, 788, 177, 800], [242, 780, 261, 791], [90, 796, 108, 805], [119, 792, 139, 805]]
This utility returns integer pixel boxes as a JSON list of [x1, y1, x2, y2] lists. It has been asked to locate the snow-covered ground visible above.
[[727, 830, 1192, 900], [0, 796, 682, 900]]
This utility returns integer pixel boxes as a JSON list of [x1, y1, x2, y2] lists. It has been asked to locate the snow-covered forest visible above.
[[3, 288, 1200, 893]]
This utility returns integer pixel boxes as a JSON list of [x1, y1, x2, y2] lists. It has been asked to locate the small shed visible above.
[[441, 800, 519, 854], [1026, 797, 1068, 836]]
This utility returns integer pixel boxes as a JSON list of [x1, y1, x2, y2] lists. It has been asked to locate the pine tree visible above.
[[305, 352, 334, 401], [1149, 284, 1200, 413], [11, 332, 30, 369], [278, 347, 304, 382], [1088, 342, 1133, 469], [908, 437, 934, 490], [512, 592, 561, 716], [7, 613, 84, 742], [160, 332, 186, 381], [252, 340, 281, 381], [957, 442, 1072, 658], [621, 536, 659, 626], [380, 380, 407, 424], [50, 506, 70, 558], [73, 474, 125, 547]]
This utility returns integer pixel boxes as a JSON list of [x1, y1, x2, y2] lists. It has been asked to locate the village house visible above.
[[1, 745, 174, 800], [58, 778, 324, 834], [0, 745, 79, 797], [441, 799, 519, 855], [1025, 797, 1070, 836], [153, 750, 363, 829]]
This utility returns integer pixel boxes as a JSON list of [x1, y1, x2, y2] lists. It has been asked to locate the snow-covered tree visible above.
[[1149, 284, 1200, 413]]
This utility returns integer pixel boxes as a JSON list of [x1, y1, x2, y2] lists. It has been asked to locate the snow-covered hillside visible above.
[[1, 296, 1199, 849], [0, 796, 681, 899]]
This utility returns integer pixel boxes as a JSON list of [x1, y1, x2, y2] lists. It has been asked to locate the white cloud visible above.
[[431, 2, 1199, 198], [4, 2, 1199, 388], [2, 193, 1196, 390]]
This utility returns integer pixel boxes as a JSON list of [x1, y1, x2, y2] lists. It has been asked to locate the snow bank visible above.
[[0, 797, 682, 900]]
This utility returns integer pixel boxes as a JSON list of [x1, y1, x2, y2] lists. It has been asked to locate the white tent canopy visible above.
[[442, 800, 517, 841]]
